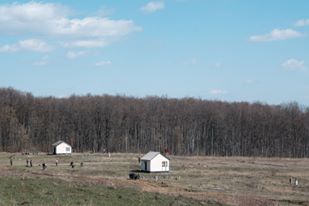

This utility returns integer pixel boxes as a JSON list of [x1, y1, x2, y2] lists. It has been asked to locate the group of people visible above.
[[9, 158, 83, 170], [26, 159, 33, 167], [289, 177, 300, 187]]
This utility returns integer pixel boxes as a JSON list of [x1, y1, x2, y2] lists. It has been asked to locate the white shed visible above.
[[52, 141, 72, 155], [140, 151, 169, 172]]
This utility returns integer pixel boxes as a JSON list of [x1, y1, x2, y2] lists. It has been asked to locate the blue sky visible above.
[[0, 0, 309, 105]]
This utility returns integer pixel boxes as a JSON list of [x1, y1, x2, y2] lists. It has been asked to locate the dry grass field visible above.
[[0, 152, 308, 206]]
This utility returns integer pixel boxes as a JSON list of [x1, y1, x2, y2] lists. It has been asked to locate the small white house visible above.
[[52, 141, 72, 155], [140, 151, 169, 172]]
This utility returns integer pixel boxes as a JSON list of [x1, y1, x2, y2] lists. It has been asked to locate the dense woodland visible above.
[[0, 88, 309, 157]]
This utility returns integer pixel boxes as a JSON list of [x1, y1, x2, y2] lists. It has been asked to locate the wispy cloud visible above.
[[0, 2, 141, 52], [185, 57, 198, 66], [33, 56, 49, 66], [0, 39, 51, 53], [244, 79, 256, 85], [213, 62, 222, 69], [295, 19, 309, 27], [141, 1, 165, 14], [209, 89, 227, 95], [282, 58, 305, 70], [66, 51, 87, 59], [250, 29, 302, 42], [95, 61, 112, 66], [62, 40, 108, 48]]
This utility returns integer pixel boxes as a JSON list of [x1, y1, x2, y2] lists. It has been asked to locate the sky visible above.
[[0, 0, 309, 105]]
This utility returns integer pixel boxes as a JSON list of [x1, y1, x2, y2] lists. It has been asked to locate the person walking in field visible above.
[[55, 159, 58, 167], [26, 159, 29, 167], [10, 158, 13, 166], [30, 159, 33, 167]]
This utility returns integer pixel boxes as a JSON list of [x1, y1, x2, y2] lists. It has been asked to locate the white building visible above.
[[140, 151, 169, 172], [52, 141, 72, 155]]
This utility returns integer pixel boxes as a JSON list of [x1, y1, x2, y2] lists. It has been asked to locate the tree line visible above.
[[0, 87, 309, 157]]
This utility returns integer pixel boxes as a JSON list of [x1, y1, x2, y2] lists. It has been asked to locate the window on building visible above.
[[162, 161, 168, 167], [66, 147, 70, 152]]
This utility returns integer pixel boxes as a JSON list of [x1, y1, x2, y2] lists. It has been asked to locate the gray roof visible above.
[[141, 151, 165, 161], [52, 140, 69, 146]]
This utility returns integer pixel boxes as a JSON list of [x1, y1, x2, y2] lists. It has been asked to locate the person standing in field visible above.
[[10, 158, 13, 166], [55, 159, 58, 166], [42, 163, 47, 170], [30, 159, 33, 167]]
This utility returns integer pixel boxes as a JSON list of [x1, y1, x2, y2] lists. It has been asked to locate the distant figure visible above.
[[26, 159, 29, 167], [42, 163, 47, 170], [10, 158, 13, 166], [55, 159, 58, 167], [289, 177, 293, 185], [70, 161, 74, 168], [295, 179, 299, 187], [80, 162, 83, 167], [108, 152, 111, 158], [138, 157, 141, 163], [30, 159, 33, 167]]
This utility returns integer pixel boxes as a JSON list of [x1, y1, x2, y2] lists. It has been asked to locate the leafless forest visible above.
[[0, 88, 309, 157]]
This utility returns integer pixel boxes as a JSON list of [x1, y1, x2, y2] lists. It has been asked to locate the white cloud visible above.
[[250, 29, 302, 42], [186, 57, 197, 65], [66, 51, 87, 59], [0, 44, 19, 53], [282, 58, 305, 70], [0, 2, 140, 38], [209, 89, 227, 95], [95, 61, 112, 66], [296, 19, 309, 27], [0, 2, 141, 51], [244, 79, 255, 85], [19, 39, 51, 52], [141, 1, 165, 13], [214, 62, 222, 69], [33, 55, 49, 66], [62, 40, 108, 48], [0, 39, 51, 53]]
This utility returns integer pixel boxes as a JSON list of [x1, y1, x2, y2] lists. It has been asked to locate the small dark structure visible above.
[[42, 163, 47, 170], [129, 173, 140, 180]]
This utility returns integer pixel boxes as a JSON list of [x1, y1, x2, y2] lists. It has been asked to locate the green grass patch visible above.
[[0, 177, 208, 206]]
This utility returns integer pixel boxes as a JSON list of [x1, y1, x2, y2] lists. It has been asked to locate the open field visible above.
[[0, 153, 308, 206]]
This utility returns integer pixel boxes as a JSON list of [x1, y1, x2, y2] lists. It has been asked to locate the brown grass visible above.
[[1, 153, 309, 206]]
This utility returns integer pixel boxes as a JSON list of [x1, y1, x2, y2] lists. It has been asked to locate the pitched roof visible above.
[[52, 140, 69, 146], [141, 151, 169, 161]]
